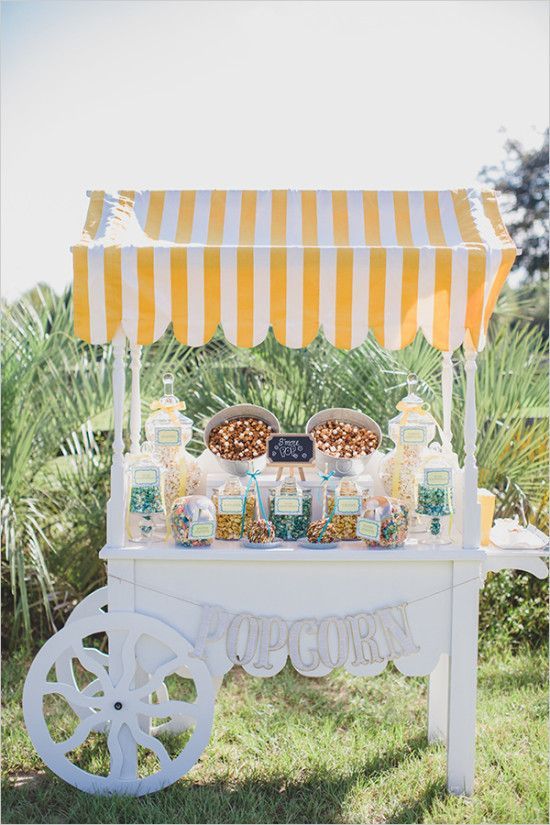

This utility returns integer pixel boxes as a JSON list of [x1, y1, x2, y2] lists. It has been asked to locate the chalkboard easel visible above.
[[266, 433, 315, 481]]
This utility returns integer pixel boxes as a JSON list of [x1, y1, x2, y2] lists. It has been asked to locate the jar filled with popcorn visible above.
[[269, 476, 312, 541], [379, 374, 437, 531], [145, 373, 201, 514], [327, 477, 365, 541], [212, 475, 255, 541], [125, 443, 166, 543]]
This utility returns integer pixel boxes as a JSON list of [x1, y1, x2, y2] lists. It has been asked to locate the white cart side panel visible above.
[[108, 559, 460, 679]]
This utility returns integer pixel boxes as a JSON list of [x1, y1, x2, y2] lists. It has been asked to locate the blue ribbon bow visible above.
[[240, 469, 268, 538]]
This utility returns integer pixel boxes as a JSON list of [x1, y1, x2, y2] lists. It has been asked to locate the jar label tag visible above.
[[424, 469, 452, 487], [189, 522, 215, 539], [218, 495, 244, 514], [400, 426, 426, 445], [335, 496, 362, 515], [274, 496, 302, 515], [132, 467, 159, 486], [356, 518, 380, 540], [155, 427, 182, 446]]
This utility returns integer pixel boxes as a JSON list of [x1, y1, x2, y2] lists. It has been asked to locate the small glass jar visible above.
[[415, 449, 455, 545], [170, 495, 216, 547], [268, 477, 312, 541], [357, 495, 409, 548], [145, 373, 201, 514], [327, 477, 364, 541], [125, 444, 166, 543], [211, 476, 255, 540]]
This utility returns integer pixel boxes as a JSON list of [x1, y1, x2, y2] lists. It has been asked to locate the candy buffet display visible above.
[[125, 443, 167, 542], [269, 476, 312, 540], [145, 373, 201, 514], [415, 450, 454, 545], [212, 476, 255, 540], [327, 476, 365, 540], [357, 495, 409, 548], [170, 495, 216, 547]]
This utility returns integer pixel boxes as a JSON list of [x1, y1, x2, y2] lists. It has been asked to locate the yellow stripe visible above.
[[103, 247, 122, 340], [204, 248, 221, 342], [335, 248, 353, 349], [332, 191, 349, 246], [237, 247, 254, 347], [432, 248, 452, 351], [137, 247, 155, 343], [73, 246, 91, 341], [452, 189, 483, 245], [175, 191, 196, 243], [481, 190, 515, 246], [239, 191, 257, 245], [207, 191, 227, 245], [424, 192, 447, 246], [401, 248, 419, 348], [271, 191, 287, 245], [393, 191, 413, 247], [83, 191, 105, 240], [363, 192, 381, 245], [483, 247, 516, 332], [270, 248, 287, 344], [171, 248, 188, 343], [368, 248, 386, 345], [144, 192, 165, 240], [302, 248, 320, 346], [301, 191, 318, 246], [465, 250, 486, 350]]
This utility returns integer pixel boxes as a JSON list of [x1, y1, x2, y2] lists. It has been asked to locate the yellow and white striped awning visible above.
[[72, 189, 516, 351]]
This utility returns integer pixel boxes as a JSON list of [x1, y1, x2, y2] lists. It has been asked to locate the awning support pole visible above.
[[462, 348, 481, 548], [441, 351, 453, 453], [107, 329, 126, 547], [129, 345, 142, 454]]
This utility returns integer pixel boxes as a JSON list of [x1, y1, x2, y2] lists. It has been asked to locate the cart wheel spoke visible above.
[[81, 647, 108, 667], [133, 654, 189, 700], [81, 678, 103, 698], [54, 712, 105, 755], [107, 720, 124, 779], [42, 682, 106, 711], [115, 630, 140, 692], [127, 718, 171, 771], [138, 699, 197, 721], [73, 646, 111, 692]]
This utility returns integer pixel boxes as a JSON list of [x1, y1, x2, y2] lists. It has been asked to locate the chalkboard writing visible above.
[[267, 434, 315, 466]]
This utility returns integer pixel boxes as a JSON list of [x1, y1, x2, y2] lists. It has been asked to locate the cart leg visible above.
[[428, 654, 449, 743], [446, 562, 480, 796]]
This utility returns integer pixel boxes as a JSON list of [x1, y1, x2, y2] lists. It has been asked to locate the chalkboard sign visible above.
[[267, 433, 315, 466]]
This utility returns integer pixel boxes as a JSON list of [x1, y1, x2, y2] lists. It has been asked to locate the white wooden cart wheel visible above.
[[24, 612, 215, 796]]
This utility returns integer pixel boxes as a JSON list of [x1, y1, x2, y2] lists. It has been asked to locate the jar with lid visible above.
[[125, 443, 166, 543], [212, 475, 255, 540], [145, 373, 202, 514], [356, 495, 409, 548], [326, 477, 365, 540], [170, 495, 216, 547], [379, 374, 438, 531], [414, 447, 455, 545], [268, 476, 312, 541]]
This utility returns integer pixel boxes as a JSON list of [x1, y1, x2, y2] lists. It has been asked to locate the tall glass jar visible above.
[[125, 443, 166, 543], [145, 373, 201, 514], [379, 374, 437, 531], [269, 477, 312, 541], [170, 495, 216, 547], [357, 495, 409, 548], [327, 477, 364, 541], [211, 475, 255, 541], [414, 448, 455, 545]]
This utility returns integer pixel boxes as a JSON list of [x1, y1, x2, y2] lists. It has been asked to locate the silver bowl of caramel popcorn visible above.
[[306, 408, 381, 477], [204, 404, 281, 477]]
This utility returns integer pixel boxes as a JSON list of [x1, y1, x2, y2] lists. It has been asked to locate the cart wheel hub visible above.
[[114, 701, 123, 710]]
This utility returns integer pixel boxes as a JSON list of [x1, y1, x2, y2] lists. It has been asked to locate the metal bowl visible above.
[[203, 404, 281, 477], [306, 407, 382, 477]]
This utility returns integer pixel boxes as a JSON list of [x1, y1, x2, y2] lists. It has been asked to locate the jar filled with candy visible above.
[[415, 448, 454, 545], [357, 495, 409, 548], [145, 373, 201, 514], [212, 475, 255, 540], [327, 477, 365, 540], [170, 495, 216, 547], [125, 443, 166, 543], [268, 476, 312, 541], [379, 374, 437, 531]]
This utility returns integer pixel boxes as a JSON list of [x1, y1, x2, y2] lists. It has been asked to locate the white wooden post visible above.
[[462, 348, 481, 549], [428, 653, 449, 743], [106, 329, 126, 547], [129, 344, 142, 454], [441, 351, 453, 454]]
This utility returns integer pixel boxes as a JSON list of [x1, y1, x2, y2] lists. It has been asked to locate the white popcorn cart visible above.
[[23, 189, 548, 797]]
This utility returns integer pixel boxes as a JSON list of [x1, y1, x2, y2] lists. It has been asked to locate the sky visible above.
[[1, 0, 548, 300]]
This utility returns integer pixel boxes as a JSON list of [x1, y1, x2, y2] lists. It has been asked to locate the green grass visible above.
[[1, 647, 548, 824]]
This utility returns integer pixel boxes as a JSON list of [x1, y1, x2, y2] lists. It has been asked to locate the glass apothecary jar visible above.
[[211, 475, 255, 540], [145, 373, 201, 514], [414, 449, 455, 545], [327, 477, 364, 541], [125, 443, 166, 543], [170, 495, 216, 547], [356, 495, 409, 548], [268, 477, 312, 541], [379, 374, 437, 530]]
